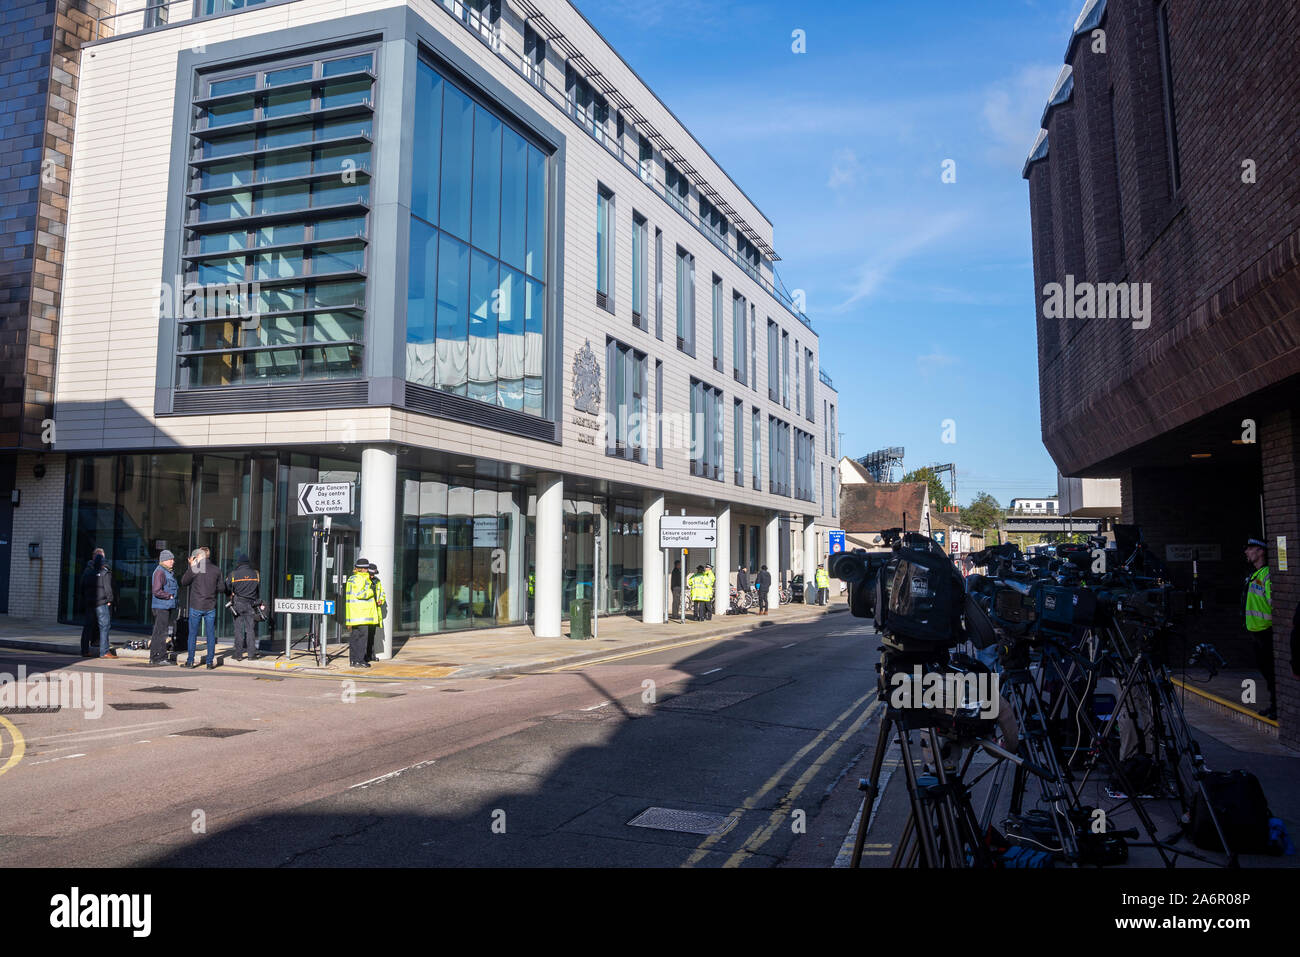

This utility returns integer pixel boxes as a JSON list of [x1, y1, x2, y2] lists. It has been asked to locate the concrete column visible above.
[[642, 491, 665, 623], [803, 515, 817, 603], [360, 446, 397, 659], [714, 502, 731, 617], [533, 472, 564, 638], [765, 512, 780, 608]]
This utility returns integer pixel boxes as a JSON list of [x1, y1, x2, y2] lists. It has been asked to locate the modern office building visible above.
[[2, 0, 842, 654], [1024, 0, 1299, 742]]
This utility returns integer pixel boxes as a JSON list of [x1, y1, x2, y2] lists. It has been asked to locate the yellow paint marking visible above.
[[722, 700, 880, 867], [682, 691, 876, 867], [0, 716, 26, 776]]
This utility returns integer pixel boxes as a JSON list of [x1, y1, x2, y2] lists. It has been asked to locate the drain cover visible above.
[[356, 691, 403, 698], [173, 727, 255, 738], [627, 807, 738, 836], [110, 702, 171, 711], [134, 686, 196, 695]]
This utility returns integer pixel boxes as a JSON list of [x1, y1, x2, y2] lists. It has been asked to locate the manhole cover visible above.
[[356, 691, 403, 698], [110, 702, 172, 711], [173, 727, 255, 738], [659, 690, 757, 712], [134, 686, 196, 694], [0, 706, 61, 714], [627, 807, 739, 836]]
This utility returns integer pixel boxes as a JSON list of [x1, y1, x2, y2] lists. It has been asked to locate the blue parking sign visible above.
[[829, 530, 845, 554]]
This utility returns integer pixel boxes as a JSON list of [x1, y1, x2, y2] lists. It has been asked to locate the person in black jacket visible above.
[[754, 565, 772, 616], [181, 547, 226, 669], [227, 553, 263, 661], [80, 548, 115, 658], [670, 561, 682, 619]]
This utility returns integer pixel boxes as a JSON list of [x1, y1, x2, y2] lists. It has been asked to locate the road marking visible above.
[[27, 752, 86, 767], [545, 634, 733, 671], [348, 759, 436, 790], [781, 642, 797, 649], [580, 701, 610, 712], [700, 667, 722, 676], [0, 716, 25, 775], [681, 690, 876, 867], [721, 700, 880, 867]]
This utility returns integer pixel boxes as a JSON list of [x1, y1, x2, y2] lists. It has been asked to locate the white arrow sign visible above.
[[297, 482, 353, 515], [659, 515, 718, 549]]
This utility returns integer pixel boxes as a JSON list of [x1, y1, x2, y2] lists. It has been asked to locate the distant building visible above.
[[839, 478, 930, 550]]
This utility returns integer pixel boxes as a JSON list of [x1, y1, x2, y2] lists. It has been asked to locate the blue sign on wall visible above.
[[828, 530, 846, 554]]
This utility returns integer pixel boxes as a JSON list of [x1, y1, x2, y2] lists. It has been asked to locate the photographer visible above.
[[227, 552, 263, 661]]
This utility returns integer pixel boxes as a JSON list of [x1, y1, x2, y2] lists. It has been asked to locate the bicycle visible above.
[[728, 585, 753, 614], [778, 585, 792, 605]]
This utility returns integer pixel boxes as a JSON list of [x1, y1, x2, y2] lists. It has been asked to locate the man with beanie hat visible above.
[[228, 552, 263, 661], [149, 550, 178, 665]]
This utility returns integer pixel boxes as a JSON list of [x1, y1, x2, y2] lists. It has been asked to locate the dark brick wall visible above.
[[1026, 0, 1300, 477], [0, 0, 113, 451]]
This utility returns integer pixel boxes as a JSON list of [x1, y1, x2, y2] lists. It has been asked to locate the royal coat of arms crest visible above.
[[572, 340, 602, 414]]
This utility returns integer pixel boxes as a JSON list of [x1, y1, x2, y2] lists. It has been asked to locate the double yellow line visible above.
[[0, 716, 25, 776], [682, 693, 880, 867]]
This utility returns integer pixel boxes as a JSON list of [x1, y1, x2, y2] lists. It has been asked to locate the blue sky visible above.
[[576, 0, 1082, 505]]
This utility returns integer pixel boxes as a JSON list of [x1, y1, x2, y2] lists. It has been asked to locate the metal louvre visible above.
[[404, 383, 559, 443], [171, 381, 368, 414]]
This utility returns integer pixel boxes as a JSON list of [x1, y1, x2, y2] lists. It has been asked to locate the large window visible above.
[[794, 428, 815, 502], [781, 330, 790, 408], [406, 57, 549, 416], [768, 416, 790, 496], [654, 227, 664, 340], [690, 378, 724, 481], [700, 195, 728, 253], [655, 359, 663, 468], [596, 186, 613, 311], [711, 274, 724, 372], [632, 212, 647, 326], [606, 338, 647, 462], [665, 161, 689, 215], [179, 49, 376, 387], [733, 399, 744, 486], [732, 291, 748, 385], [805, 348, 815, 421], [639, 135, 654, 184], [767, 319, 779, 401], [737, 232, 760, 281], [675, 246, 694, 354], [566, 63, 608, 144], [751, 406, 761, 490]]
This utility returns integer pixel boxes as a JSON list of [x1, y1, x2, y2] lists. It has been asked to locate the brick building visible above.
[[1023, 1, 1300, 744]]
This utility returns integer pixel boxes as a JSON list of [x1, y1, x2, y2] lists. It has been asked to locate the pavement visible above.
[[0, 597, 847, 680]]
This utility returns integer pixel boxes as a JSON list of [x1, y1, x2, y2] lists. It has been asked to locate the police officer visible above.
[[702, 563, 715, 620], [228, 552, 263, 661], [366, 561, 387, 662], [815, 563, 830, 605], [1243, 538, 1275, 719], [690, 565, 708, 621], [345, 557, 380, 668]]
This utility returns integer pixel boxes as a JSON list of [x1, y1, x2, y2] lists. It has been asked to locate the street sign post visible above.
[[659, 515, 719, 550], [275, 598, 336, 661], [297, 482, 353, 516]]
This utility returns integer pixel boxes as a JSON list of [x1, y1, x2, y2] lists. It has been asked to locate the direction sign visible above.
[[659, 515, 718, 549], [297, 482, 353, 516], [828, 530, 846, 554], [275, 598, 336, 615]]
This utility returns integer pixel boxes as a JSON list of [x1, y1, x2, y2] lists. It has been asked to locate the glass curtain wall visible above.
[[407, 56, 548, 416]]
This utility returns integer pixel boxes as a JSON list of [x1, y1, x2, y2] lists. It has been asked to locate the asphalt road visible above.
[[0, 609, 883, 867]]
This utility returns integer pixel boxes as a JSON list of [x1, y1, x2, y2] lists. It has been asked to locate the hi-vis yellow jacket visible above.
[[345, 570, 381, 627]]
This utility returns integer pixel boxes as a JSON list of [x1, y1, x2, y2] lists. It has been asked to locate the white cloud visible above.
[[827, 148, 862, 189], [981, 63, 1061, 168], [832, 209, 969, 310], [916, 348, 959, 377]]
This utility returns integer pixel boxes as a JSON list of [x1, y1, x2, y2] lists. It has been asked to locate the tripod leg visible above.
[[896, 729, 943, 867], [851, 711, 894, 868]]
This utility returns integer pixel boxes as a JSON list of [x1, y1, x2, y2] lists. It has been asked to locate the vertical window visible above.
[[596, 186, 613, 310], [1155, 1, 1181, 195], [823, 399, 828, 449], [639, 135, 654, 184], [665, 161, 689, 215], [631, 213, 647, 325], [689, 378, 723, 480], [675, 246, 694, 354], [829, 404, 836, 458], [655, 360, 663, 468], [794, 338, 800, 414], [606, 339, 646, 461], [732, 292, 747, 385], [524, 25, 545, 87], [781, 331, 790, 409], [805, 349, 815, 420], [711, 275, 724, 372], [749, 306, 757, 392], [767, 320, 779, 401], [751, 406, 760, 490], [654, 228, 663, 340], [737, 233, 760, 281], [733, 399, 744, 486]]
